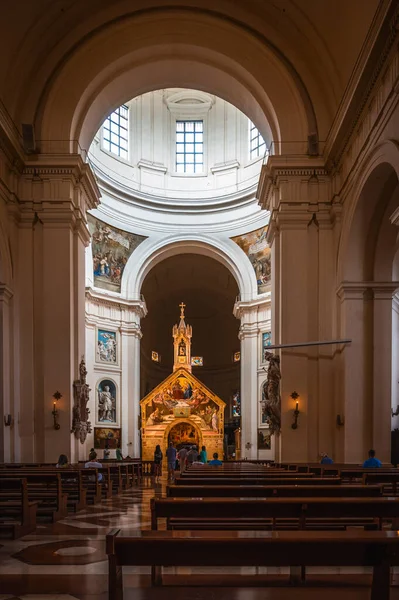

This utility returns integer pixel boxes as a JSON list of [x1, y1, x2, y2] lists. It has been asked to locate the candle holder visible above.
[[52, 391, 62, 430], [291, 391, 300, 429]]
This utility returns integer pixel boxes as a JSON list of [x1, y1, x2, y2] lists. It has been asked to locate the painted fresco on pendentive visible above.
[[88, 215, 147, 293], [97, 329, 117, 364], [144, 373, 220, 432], [97, 379, 117, 424], [231, 226, 271, 294], [94, 427, 121, 449]]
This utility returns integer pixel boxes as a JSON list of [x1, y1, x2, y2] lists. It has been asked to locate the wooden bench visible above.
[[0, 478, 38, 538], [363, 472, 399, 495], [151, 496, 399, 531], [106, 528, 399, 598], [174, 476, 341, 486], [0, 471, 67, 522], [167, 484, 383, 498]]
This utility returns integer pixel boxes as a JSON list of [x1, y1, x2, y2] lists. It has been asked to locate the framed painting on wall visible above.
[[258, 429, 271, 450], [262, 331, 272, 362], [94, 427, 121, 449], [96, 328, 118, 365]]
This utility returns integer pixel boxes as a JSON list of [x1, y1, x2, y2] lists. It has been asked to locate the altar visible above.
[[140, 304, 225, 461]]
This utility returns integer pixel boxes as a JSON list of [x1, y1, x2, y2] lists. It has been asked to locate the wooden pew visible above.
[[0, 478, 38, 538], [363, 472, 399, 495], [151, 496, 399, 531], [0, 472, 67, 521], [167, 484, 383, 498], [174, 476, 341, 486], [106, 528, 399, 599]]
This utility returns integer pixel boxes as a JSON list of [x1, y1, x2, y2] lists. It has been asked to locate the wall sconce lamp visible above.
[[392, 406, 399, 417], [291, 392, 300, 429], [336, 414, 345, 427], [4, 414, 12, 427], [245, 442, 252, 450], [52, 391, 62, 430]]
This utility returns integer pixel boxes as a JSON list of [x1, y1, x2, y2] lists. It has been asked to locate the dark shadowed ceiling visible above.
[[140, 253, 240, 405]]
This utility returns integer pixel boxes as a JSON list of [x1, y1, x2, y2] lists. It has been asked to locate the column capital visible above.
[[337, 281, 399, 301], [257, 155, 329, 212]]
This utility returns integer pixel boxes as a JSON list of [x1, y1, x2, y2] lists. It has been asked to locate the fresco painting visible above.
[[231, 226, 271, 294], [145, 373, 220, 432], [88, 215, 147, 293]]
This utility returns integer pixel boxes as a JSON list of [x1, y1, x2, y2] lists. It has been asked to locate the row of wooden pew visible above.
[[107, 461, 399, 598], [0, 461, 143, 539]]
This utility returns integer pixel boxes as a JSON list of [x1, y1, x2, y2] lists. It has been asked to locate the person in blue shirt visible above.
[[208, 452, 223, 466], [320, 453, 334, 465], [363, 449, 382, 468]]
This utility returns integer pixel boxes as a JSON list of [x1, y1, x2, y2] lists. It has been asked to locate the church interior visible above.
[[1, 0, 399, 598]]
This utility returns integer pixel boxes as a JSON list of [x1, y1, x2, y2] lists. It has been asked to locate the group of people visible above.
[[153, 443, 223, 482], [320, 449, 382, 468]]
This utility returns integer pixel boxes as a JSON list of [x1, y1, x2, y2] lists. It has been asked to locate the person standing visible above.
[[115, 443, 123, 461], [177, 446, 188, 474], [153, 444, 163, 482], [166, 442, 177, 480], [187, 445, 199, 467], [363, 449, 382, 468], [199, 445, 207, 464]]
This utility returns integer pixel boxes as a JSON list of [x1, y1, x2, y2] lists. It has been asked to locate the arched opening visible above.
[[141, 253, 240, 457], [338, 157, 399, 462]]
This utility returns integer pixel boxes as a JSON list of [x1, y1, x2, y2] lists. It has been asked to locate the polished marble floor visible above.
[[2, 475, 399, 599]]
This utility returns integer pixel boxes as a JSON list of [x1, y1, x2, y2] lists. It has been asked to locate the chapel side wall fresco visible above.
[[231, 226, 271, 294], [140, 368, 225, 461], [88, 215, 147, 293]]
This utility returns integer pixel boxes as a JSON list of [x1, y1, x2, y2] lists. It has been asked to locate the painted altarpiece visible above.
[[140, 367, 225, 461]]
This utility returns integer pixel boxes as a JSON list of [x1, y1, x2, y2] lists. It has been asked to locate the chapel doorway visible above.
[[168, 421, 200, 451]]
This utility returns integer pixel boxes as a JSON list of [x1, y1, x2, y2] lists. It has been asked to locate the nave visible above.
[[3, 463, 399, 599]]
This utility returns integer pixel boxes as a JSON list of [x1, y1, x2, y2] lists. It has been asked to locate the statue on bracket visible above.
[[261, 351, 281, 435], [71, 357, 92, 444]]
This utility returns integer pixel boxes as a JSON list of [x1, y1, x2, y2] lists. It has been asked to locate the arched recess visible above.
[[35, 8, 317, 154], [122, 235, 258, 301], [336, 142, 399, 463]]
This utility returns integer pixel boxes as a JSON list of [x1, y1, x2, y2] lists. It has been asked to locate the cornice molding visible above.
[[233, 294, 271, 319], [85, 287, 147, 317], [325, 1, 399, 168]]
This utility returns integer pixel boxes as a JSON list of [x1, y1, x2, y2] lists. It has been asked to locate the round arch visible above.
[[36, 8, 317, 153], [163, 419, 203, 451], [337, 140, 399, 283], [122, 234, 258, 301]]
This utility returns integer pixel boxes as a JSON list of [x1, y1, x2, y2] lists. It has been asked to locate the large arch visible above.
[[35, 8, 319, 154], [122, 234, 258, 301]]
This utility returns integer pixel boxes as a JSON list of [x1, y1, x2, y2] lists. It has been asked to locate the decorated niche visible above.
[[231, 225, 271, 294], [96, 379, 117, 425], [87, 215, 147, 293], [71, 358, 92, 444]]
